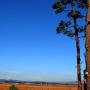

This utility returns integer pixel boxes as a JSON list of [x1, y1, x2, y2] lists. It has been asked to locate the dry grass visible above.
[[0, 83, 77, 90]]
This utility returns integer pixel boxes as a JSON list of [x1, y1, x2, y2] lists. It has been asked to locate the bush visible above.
[[9, 85, 18, 90]]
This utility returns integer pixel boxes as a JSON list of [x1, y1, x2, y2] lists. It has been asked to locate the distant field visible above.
[[0, 83, 77, 90]]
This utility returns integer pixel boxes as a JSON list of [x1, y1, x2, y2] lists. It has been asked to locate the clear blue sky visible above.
[[0, 0, 85, 82]]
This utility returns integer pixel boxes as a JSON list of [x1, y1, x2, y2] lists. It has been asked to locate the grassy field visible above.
[[0, 83, 77, 90]]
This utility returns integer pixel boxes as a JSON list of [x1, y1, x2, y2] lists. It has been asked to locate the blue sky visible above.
[[0, 0, 86, 82]]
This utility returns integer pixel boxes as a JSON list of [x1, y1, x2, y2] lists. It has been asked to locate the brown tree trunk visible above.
[[71, 1, 82, 90], [74, 17, 82, 90], [86, 0, 90, 90]]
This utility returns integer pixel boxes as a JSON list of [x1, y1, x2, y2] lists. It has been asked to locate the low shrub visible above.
[[9, 85, 18, 90]]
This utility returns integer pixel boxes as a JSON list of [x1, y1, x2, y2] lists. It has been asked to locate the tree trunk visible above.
[[86, 0, 90, 90], [71, 1, 82, 90], [74, 17, 82, 90]]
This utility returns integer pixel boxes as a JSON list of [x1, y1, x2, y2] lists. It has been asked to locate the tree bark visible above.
[[71, 1, 82, 90], [74, 17, 82, 90], [86, 0, 90, 90]]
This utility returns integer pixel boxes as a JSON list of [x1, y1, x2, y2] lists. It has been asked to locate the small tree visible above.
[[9, 85, 18, 90], [52, 0, 88, 90]]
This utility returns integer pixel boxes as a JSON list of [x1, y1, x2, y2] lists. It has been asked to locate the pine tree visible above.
[[52, 0, 87, 90]]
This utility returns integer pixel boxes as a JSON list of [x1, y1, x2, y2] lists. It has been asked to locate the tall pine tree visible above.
[[52, 0, 87, 90]]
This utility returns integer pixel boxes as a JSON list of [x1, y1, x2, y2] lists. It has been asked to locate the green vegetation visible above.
[[52, 0, 87, 90], [9, 85, 18, 90]]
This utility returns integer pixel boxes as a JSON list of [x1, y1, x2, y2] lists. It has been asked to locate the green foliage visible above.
[[52, 1, 66, 14], [55, 5, 66, 14], [68, 10, 84, 18], [52, 2, 59, 9], [9, 85, 18, 90], [52, 0, 87, 38]]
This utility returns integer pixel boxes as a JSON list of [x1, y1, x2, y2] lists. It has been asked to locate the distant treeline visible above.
[[0, 79, 77, 85]]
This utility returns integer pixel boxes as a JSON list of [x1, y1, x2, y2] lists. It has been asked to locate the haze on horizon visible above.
[[0, 0, 85, 82]]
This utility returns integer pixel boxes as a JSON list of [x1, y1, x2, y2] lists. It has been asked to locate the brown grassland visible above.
[[0, 83, 77, 90]]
